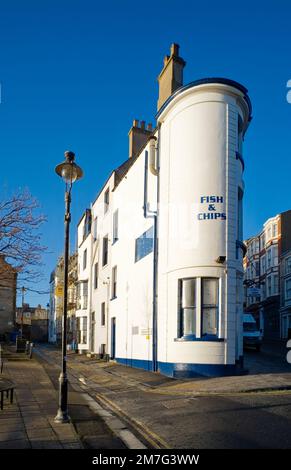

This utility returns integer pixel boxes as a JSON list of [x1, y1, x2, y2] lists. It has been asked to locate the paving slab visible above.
[[0, 347, 83, 450]]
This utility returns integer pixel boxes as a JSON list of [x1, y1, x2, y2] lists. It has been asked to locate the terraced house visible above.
[[244, 209, 291, 340], [75, 44, 252, 378]]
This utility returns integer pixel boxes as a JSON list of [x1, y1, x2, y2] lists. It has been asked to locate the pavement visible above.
[[0, 345, 127, 449], [0, 348, 83, 449]]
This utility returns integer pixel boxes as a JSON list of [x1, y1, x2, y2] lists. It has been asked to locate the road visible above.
[[35, 344, 291, 449]]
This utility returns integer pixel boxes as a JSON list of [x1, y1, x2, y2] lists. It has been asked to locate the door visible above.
[[111, 317, 116, 359], [90, 312, 95, 352]]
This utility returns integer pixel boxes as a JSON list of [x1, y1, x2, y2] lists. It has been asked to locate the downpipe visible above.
[[143, 134, 159, 372]]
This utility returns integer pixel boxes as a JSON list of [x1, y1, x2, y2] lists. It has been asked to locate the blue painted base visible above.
[[116, 357, 153, 371], [115, 357, 243, 378]]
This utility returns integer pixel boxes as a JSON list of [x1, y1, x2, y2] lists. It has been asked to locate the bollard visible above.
[[29, 342, 33, 359]]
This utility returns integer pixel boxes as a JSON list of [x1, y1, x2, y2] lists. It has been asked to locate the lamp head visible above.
[[55, 151, 83, 184]]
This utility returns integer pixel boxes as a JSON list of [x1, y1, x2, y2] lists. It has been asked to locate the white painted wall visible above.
[[157, 83, 250, 370], [75, 81, 251, 376]]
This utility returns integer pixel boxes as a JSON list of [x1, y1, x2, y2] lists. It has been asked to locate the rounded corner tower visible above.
[[156, 76, 252, 378]]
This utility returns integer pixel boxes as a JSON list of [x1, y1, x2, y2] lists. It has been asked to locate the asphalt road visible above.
[[35, 345, 291, 449]]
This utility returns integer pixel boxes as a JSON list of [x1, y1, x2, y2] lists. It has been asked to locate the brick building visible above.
[[0, 255, 17, 337]]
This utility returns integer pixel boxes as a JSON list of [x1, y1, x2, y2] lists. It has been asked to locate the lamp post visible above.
[[54, 151, 83, 423]]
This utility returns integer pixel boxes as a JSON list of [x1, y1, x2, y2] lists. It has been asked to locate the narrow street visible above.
[[35, 344, 291, 449]]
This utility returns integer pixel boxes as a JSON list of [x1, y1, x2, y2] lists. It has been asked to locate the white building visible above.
[[75, 44, 252, 377]]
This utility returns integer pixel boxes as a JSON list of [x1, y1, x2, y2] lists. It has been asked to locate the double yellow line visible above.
[[94, 392, 171, 449]]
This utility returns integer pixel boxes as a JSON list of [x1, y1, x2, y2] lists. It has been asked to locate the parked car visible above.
[[243, 313, 263, 351]]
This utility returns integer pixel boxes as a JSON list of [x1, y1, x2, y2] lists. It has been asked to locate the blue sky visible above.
[[0, 0, 291, 306]]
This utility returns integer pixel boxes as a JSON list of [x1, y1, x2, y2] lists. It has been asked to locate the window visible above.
[[94, 263, 98, 289], [77, 317, 81, 343], [83, 209, 92, 240], [83, 249, 87, 270], [83, 281, 88, 309], [112, 266, 117, 299], [286, 279, 291, 300], [238, 115, 243, 154], [76, 283, 81, 309], [178, 279, 196, 337], [267, 276, 272, 297], [202, 278, 219, 336], [261, 281, 266, 300], [267, 249, 272, 269], [272, 224, 278, 238], [273, 275, 279, 295], [286, 257, 291, 274], [236, 188, 243, 259], [82, 316, 87, 344], [101, 302, 106, 326], [113, 210, 119, 244], [261, 255, 266, 274], [93, 217, 98, 241], [260, 234, 265, 250], [267, 226, 271, 240], [104, 188, 109, 214], [135, 226, 154, 262], [102, 236, 109, 266], [255, 261, 260, 277], [273, 245, 278, 266], [178, 277, 220, 339]]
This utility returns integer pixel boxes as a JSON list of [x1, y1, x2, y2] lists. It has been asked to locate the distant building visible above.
[[49, 253, 77, 346], [16, 303, 48, 342], [16, 303, 48, 325], [244, 210, 291, 340], [0, 255, 17, 336]]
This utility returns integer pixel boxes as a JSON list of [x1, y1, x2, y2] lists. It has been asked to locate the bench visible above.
[[0, 378, 15, 410]]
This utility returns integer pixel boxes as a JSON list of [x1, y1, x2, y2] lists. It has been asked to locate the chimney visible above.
[[128, 119, 153, 158], [157, 43, 186, 111]]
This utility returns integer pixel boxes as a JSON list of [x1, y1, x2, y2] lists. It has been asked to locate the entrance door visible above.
[[111, 317, 116, 359]]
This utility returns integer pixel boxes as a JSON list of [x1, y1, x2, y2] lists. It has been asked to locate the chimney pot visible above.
[[147, 123, 152, 131], [140, 120, 145, 130], [133, 119, 139, 127], [171, 43, 180, 57]]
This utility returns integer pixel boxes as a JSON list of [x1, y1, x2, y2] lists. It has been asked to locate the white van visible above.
[[243, 313, 263, 352]]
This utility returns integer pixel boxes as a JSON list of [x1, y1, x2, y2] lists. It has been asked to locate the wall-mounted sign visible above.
[[55, 285, 64, 297], [247, 287, 261, 297], [197, 195, 226, 221]]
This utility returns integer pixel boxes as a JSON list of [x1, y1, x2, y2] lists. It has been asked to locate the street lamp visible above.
[[54, 151, 83, 423]]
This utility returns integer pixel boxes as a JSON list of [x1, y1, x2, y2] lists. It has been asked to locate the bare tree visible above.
[[0, 189, 47, 290]]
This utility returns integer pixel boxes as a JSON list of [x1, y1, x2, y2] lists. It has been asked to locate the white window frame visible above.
[[178, 277, 221, 339]]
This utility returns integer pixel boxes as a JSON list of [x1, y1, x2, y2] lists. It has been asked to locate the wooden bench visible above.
[[0, 378, 15, 410]]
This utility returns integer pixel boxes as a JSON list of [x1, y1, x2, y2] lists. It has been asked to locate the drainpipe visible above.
[[143, 134, 159, 372]]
